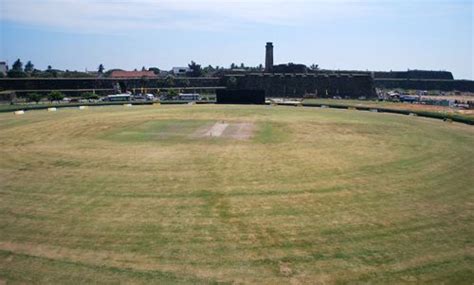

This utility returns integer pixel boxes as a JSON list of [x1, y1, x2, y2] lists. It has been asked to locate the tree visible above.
[[230, 63, 237, 69], [25, 61, 34, 73], [12, 59, 23, 71], [166, 89, 178, 100], [48, 91, 64, 102], [141, 66, 146, 71], [46, 65, 57, 77], [7, 69, 28, 78], [310, 64, 319, 71], [182, 79, 190, 87], [148, 67, 160, 75], [187, 61, 202, 77], [8, 59, 27, 77], [98, 64, 105, 74], [240, 63, 245, 69], [82, 92, 99, 100], [164, 76, 175, 87], [27, 93, 42, 104], [202, 65, 215, 75]]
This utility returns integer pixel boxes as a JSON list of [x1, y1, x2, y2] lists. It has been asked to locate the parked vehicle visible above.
[[399, 95, 419, 103], [103, 94, 131, 102], [178, 93, 201, 101], [132, 94, 155, 101]]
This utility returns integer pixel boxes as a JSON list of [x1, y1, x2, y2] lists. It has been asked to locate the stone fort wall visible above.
[[225, 73, 376, 98], [0, 75, 376, 98], [374, 70, 454, 80], [374, 79, 474, 92], [0, 77, 221, 93], [2, 75, 472, 98]]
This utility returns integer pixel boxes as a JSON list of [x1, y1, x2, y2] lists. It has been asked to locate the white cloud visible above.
[[0, 0, 379, 33]]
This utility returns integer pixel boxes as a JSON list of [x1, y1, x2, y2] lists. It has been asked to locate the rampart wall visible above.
[[2, 74, 472, 99], [374, 70, 454, 80], [375, 79, 474, 92], [0, 78, 221, 94], [226, 73, 376, 98]]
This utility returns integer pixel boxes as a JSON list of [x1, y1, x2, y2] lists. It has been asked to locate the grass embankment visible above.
[[302, 98, 474, 123], [0, 102, 152, 113], [0, 100, 216, 113], [0, 105, 473, 283]]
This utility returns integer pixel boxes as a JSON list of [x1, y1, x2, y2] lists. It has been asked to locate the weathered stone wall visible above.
[[224, 73, 376, 98], [0, 78, 221, 92], [375, 79, 474, 92], [6, 74, 471, 99], [374, 70, 454, 80]]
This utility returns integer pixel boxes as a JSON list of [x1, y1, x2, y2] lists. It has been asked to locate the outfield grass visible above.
[[302, 98, 474, 119], [0, 105, 473, 284]]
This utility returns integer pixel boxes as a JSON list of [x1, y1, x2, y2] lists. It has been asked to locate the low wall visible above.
[[375, 79, 474, 92]]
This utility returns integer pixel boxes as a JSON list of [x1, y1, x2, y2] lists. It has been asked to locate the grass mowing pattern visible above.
[[103, 120, 213, 143], [0, 105, 473, 283]]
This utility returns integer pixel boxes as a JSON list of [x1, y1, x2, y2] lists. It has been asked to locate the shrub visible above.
[[48, 91, 64, 102], [7, 70, 28, 78], [82, 92, 99, 100], [166, 89, 178, 100], [27, 93, 43, 104]]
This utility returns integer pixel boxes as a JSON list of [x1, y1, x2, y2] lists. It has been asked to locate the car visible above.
[[132, 94, 155, 101]]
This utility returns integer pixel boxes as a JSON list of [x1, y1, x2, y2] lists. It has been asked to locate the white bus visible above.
[[104, 94, 131, 102]]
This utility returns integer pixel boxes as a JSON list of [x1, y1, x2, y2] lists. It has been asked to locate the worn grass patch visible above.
[[102, 119, 212, 143]]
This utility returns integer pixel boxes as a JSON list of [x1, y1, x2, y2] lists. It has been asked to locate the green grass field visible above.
[[0, 105, 473, 284]]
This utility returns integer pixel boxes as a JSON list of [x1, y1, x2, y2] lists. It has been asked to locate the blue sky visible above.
[[1, 0, 473, 79]]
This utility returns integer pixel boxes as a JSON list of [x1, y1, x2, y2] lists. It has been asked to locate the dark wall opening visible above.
[[216, 89, 265, 104]]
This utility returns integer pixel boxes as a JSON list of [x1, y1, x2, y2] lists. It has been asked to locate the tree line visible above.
[[2, 59, 99, 78], [1, 59, 283, 79], [25, 91, 100, 104]]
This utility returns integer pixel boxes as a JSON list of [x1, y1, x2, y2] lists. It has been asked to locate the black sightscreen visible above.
[[216, 89, 265, 104]]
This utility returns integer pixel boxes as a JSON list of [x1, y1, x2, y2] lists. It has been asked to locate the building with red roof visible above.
[[110, 70, 157, 79]]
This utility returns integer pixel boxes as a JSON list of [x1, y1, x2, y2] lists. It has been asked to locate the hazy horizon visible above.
[[1, 0, 473, 79]]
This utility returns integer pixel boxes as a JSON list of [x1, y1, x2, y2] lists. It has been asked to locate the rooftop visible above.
[[110, 70, 157, 79]]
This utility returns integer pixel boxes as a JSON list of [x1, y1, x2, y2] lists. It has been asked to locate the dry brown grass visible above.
[[0, 105, 473, 284]]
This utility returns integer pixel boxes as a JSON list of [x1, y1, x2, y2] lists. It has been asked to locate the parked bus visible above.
[[103, 94, 131, 102]]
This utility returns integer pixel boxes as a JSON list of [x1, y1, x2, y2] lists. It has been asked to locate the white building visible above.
[[0, 61, 8, 75], [172, 67, 191, 76]]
